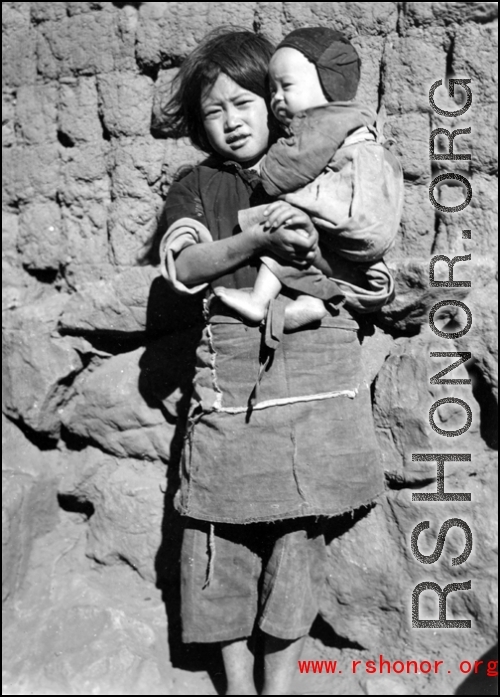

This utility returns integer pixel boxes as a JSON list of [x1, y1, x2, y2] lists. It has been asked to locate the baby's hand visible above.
[[263, 201, 315, 238], [261, 202, 318, 266]]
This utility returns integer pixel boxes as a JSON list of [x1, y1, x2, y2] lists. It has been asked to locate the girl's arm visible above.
[[175, 215, 319, 286], [262, 201, 371, 285], [175, 231, 260, 286]]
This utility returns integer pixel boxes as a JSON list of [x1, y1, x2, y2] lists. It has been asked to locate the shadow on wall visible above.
[[136, 275, 229, 691], [455, 644, 498, 696]]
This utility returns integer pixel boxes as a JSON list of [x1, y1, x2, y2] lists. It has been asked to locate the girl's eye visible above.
[[235, 100, 252, 107], [203, 109, 221, 119]]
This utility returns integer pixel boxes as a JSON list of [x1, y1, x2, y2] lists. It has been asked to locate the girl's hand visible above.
[[261, 202, 318, 266]]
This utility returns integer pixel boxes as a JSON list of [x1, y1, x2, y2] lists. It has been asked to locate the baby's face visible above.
[[269, 47, 329, 125]]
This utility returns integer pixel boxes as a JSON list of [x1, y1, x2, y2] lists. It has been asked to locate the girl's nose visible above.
[[225, 106, 242, 131]]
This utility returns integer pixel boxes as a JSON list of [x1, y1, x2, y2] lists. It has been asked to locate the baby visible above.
[[215, 27, 404, 327]]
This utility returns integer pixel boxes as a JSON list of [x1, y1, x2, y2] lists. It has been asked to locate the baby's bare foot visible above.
[[284, 295, 327, 331], [214, 286, 268, 323]]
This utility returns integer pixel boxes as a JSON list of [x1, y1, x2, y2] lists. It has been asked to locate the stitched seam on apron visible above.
[[206, 322, 223, 411], [212, 387, 359, 413]]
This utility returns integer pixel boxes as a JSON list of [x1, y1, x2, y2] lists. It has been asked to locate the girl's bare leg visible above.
[[221, 639, 257, 695], [261, 634, 307, 695], [214, 264, 282, 323]]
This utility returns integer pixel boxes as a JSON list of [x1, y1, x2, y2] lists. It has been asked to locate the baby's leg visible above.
[[284, 294, 327, 331], [214, 263, 282, 323]]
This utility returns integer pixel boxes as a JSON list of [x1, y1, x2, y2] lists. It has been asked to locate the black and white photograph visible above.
[[2, 2, 498, 695]]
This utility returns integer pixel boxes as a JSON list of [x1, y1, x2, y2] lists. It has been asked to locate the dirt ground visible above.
[[0, 510, 417, 696], [2, 494, 498, 696]]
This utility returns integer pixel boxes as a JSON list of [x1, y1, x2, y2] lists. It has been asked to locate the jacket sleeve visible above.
[[260, 108, 365, 197], [163, 167, 208, 229], [159, 170, 213, 295]]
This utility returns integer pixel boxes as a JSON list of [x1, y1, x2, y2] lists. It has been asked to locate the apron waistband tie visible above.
[[202, 523, 216, 589], [249, 298, 287, 408]]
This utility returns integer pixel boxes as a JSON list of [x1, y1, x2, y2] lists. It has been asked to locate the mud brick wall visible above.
[[2, 3, 498, 695]]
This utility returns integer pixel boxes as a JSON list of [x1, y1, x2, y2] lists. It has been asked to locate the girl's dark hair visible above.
[[159, 28, 276, 154]]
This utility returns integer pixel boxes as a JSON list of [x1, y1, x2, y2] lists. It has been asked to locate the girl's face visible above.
[[201, 73, 270, 164]]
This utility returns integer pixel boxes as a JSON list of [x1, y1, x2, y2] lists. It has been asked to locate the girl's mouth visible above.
[[227, 133, 250, 148]]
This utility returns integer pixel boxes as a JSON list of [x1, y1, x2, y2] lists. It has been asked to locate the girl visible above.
[[158, 28, 385, 696]]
